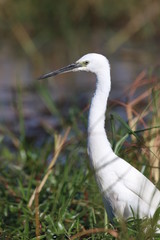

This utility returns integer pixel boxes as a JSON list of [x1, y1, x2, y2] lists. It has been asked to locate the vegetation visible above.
[[0, 0, 159, 61], [0, 68, 160, 239], [0, 0, 160, 239]]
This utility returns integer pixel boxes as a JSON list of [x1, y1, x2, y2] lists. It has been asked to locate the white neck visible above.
[[88, 68, 113, 167], [88, 70, 111, 134]]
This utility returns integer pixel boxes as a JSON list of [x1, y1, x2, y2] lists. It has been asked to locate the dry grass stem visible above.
[[35, 190, 40, 239], [28, 127, 70, 208], [70, 228, 118, 239]]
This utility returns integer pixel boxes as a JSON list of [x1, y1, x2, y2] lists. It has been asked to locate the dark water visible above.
[[0, 43, 159, 141]]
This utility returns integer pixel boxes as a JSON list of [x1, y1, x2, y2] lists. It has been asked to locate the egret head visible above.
[[38, 53, 110, 80]]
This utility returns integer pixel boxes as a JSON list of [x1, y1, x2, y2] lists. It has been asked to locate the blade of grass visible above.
[[111, 112, 139, 139], [38, 83, 61, 118]]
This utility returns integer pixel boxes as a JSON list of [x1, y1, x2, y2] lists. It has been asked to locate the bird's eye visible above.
[[84, 61, 89, 65]]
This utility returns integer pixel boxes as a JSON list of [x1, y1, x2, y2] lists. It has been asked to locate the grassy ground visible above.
[[0, 70, 160, 239]]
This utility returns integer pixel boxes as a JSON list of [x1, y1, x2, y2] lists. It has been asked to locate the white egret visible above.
[[38, 53, 160, 224]]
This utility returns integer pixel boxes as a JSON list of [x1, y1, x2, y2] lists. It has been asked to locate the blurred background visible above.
[[0, 0, 160, 141]]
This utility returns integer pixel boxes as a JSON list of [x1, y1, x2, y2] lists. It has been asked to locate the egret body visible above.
[[38, 53, 160, 222]]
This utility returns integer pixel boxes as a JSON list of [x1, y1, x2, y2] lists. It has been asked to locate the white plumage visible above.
[[38, 53, 160, 223]]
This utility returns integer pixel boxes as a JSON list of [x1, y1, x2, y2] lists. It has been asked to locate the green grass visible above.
[[0, 76, 160, 239]]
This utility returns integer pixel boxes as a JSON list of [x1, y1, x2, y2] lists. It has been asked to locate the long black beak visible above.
[[38, 62, 81, 80]]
